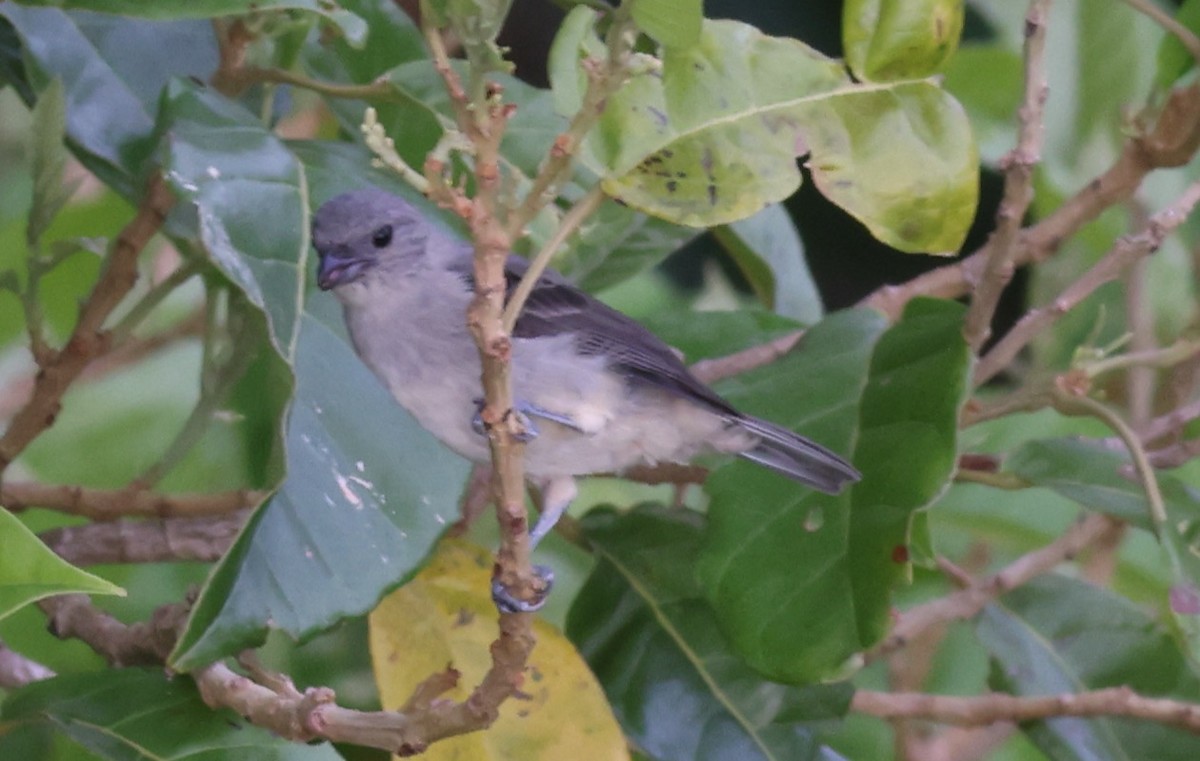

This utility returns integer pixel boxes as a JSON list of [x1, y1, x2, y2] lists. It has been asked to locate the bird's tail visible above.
[[734, 415, 861, 494]]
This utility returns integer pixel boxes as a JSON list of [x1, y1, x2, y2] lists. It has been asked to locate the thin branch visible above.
[[872, 513, 1116, 660], [502, 185, 604, 332], [861, 85, 1200, 323], [975, 180, 1200, 385], [1123, 0, 1200, 68], [1085, 338, 1200, 379], [689, 329, 805, 384], [0, 638, 55, 689], [241, 66, 398, 102], [852, 686, 1200, 734], [963, 0, 1050, 350], [39, 595, 186, 668], [0, 481, 265, 520], [108, 260, 201, 344], [39, 511, 248, 566], [1139, 396, 1200, 442], [0, 174, 174, 476]]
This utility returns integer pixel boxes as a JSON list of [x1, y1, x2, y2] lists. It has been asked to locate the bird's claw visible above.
[[471, 399, 557, 442], [491, 564, 555, 614]]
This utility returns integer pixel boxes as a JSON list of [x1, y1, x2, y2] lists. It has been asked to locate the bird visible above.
[[312, 188, 860, 610]]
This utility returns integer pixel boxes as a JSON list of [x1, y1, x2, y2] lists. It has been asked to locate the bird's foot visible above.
[[471, 400, 583, 442], [491, 564, 555, 614]]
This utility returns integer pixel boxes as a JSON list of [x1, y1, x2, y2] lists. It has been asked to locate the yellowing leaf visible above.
[[369, 540, 628, 761]]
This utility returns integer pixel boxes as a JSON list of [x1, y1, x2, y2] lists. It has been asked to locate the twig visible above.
[[975, 180, 1200, 385], [503, 7, 638, 241], [689, 330, 805, 384], [39, 595, 187, 668], [861, 85, 1200, 323], [108, 260, 201, 344], [0, 481, 265, 520], [1139, 396, 1200, 442], [1123, 256, 1155, 427], [1148, 438, 1200, 468], [1085, 338, 1200, 379], [963, 0, 1050, 350], [502, 185, 604, 332], [872, 513, 1115, 660], [852, 686, 1200, 734], [0, 638, 55, 689], [39, 511, 248, 566], [0, 174, 174, 476]]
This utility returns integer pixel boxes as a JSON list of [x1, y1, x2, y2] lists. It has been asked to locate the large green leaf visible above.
[[698, 299, 971, 683], [157, 78, 308, 359], [12, 0, 366, 44], [0, 6, 216, 196], [979, 575, 1200, 761], [0, 507, 124, 621], [842, 0, 963, 82], [568, 506, 853, 761], [1, 668, 342, 760], [170, 312, 470, 670], [713, 202, 823, 323], [551, 17, 979, 252], [631, 0, 701, 49]]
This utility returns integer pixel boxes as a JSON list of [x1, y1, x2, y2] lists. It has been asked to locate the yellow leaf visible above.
[[369, 539, 628, 761]]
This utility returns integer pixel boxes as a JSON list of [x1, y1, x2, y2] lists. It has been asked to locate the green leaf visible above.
[[638, 308, 803, 362], [558, 19, 978, 252], [2, 668, 343, 760], [842, 0, 964, 82], [157, 79, 308, 360], [1158, 0, 1200, 88], [427, 0, 514, 74], [699, 299, 971, 683], [979, 575, 1200, 761], [0, 507, 124, 622], [631, 0, 701, 49], [713, 202, 823, 323], [568, 505, 853, 761], [27, 78, 77, 246], [1007, 436, 1200, 667], [0, 7, 217, 197], [11, 0, 366, 44], [170, 312, 470, 670]]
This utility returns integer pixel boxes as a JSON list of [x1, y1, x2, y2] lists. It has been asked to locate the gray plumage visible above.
[[313, 188, 859, 540]]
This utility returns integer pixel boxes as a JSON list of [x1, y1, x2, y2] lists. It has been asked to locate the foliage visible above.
[[0, 0, 1198, 760]]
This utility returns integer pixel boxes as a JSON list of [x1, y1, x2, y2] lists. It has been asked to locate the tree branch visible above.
[[852, 686, 1200, 734], [975, 180, 1200, 385], [0, 174, 174, 477], [962, 0, 1050, 350], [39, 511, 247, 566], [872, 513, 1116, 660], [1, 481, 264, 520]]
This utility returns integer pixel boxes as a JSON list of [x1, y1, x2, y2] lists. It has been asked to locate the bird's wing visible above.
[[455, 255, 738, 416]]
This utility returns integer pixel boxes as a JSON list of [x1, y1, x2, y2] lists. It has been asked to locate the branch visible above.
[[872, 513, 1116, 659], [689, 329, 805, 384], [861, 85, 1200, 323], [0, 481, 264, 520], [962, 0, 1050, 350], [39, 595, 186, 668], [852, 686, 1200, 734], [1139, 396, 1200, 442], [39, 511, 248, 566], [1123, 0, 1200, 68], [975, 180, 1200, 385], [0, 174, 174, 476]]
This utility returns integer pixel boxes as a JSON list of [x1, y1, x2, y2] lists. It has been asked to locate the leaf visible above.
[[27, 78, 78, 246], [842, 0, 964, 82], [979, 575, 1200, 761], [553, 18, 979, 252], [712, 202, 823, 323], [11, 0, 367, 45], [698, 299, 971, 683], [631, 0, 701, 49], [1006, 436, 1200, 667], [370, 539, 628, 761], [0, 6, 217, 197], [1158, 0, 1200, 88], [568, 506, 853, 761], [157, 78, 308, 360], [638, 308, 803, 362], [1, 668, 343, 760], [170, 312, 470, 670], [0, 507, 124, 622]]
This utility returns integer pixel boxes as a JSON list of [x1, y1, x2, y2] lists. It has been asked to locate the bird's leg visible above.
[[471, 398, 584, 442], [489, 477, 577, 614]]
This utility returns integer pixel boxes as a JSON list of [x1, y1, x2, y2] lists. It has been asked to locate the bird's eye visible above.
[[371, 225, 393, 248]]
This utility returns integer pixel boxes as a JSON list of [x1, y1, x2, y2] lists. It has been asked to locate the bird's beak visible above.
[[316, 248, 372, 290]]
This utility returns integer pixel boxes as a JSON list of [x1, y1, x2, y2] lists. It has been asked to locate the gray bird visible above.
[[313, 188, 860, 608]]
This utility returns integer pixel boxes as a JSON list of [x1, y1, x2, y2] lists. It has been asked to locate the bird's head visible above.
[[311, 188, 428, 293]]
